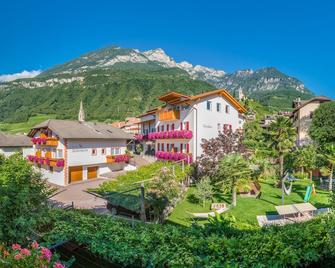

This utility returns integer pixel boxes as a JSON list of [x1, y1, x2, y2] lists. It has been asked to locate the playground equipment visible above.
[[281, 172, 300, 204], [304, 185, 313, 202]]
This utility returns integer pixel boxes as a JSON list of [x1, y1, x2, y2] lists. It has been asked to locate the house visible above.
[[0, 132, 32, 157], [111, 117, 140, 135], [292, 96, 332, 146], [24, 104, 133, 186], [260, 111, 292, 129], [136, 89, 247, 162]]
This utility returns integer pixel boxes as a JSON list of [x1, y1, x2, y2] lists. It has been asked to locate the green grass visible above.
[[0, 114, 56, 134], [167, 179, 330, 227]]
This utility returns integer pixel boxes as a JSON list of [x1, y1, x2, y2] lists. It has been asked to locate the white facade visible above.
[[138, 90, 246, 160], [25, 130, 129, 186], [0, 147, 29, 157]]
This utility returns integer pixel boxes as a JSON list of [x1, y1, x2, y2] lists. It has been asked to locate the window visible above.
[[184, 121, 190, 130], [167, 124, 170, 131], [180, 144, 183, 153], [183, 143, 187, 152], [207, 101, 212, 111], [216, 103, 221, 112], [101, 148, 106, 155], [161, 125, 164, 132], [91, 148, 97, 156], [167, 143, 170, 152], [171, 144, 175, 152], [111, 147, 121, 155], [157, 143, 160, 151], [171, 123, 175, 130], [225, 105, 230, 114], [217, 123, 221, 131], [162, 143, 165, 152], [56, 149, 63, 158]]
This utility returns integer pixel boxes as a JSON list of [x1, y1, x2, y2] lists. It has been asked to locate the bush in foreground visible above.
[[44, 209, 335, 267]]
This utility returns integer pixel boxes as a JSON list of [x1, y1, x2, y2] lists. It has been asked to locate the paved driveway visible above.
[[50, 170, 125, 214]]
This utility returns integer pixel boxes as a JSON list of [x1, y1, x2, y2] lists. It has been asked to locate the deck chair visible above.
[[189, 207, 228, 219]]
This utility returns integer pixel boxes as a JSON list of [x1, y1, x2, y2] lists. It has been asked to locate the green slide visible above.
[[304, 185, 312, 202]]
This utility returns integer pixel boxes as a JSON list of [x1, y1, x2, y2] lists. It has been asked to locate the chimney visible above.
[[78, 100, 85, 122]]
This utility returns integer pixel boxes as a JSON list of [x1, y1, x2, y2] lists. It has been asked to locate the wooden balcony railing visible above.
[[45, 137, 58, 146], [158, 110, 180, 121]]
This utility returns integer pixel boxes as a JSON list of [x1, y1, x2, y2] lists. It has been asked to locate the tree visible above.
[[266, 117, 296, 178], [195, 177, 214, 207], [321, 143, 335, 191], [215, 154, 251, 207], [197, 129, 246, 178], [0, 154, 53, 244], [294, 145, 318, 181], [310, 102, 335, 145]]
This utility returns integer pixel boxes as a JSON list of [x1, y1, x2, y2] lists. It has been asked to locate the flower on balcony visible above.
[[56, 159, 65, 167], [114, 154, 130, 163], [155, 151, 193, 163]]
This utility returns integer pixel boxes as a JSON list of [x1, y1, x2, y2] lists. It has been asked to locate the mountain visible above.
[[0, 46, 314, 123]]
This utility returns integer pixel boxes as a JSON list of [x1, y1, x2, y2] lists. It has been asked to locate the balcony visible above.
[[106, 154, 130, 164], [158, 110, 180, 121], [31, 137, 59, 146], [27, 155, 65, 168], [155, 151, 193, 164]]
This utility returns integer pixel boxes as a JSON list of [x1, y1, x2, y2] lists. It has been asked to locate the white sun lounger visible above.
[[189, 207, 228, 218]]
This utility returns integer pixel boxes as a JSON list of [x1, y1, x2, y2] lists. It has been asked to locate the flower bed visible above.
[[0, 241, 66, 268], [27, 155, 65, 167], [155, 151, 192, 163]]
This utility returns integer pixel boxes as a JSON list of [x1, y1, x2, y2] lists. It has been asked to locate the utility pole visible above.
[[140, 183, 147, 222]]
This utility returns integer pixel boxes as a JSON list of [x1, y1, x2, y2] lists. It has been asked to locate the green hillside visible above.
[[0, 67, 214, 123]]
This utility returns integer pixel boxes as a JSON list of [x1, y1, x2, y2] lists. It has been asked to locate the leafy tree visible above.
[[215, 154, 251, 207], [0, 154, 53, 244], [310, 102, 335, 145], [195, 177, 214, 207], [294, 144, 318, 181], [147, 167, 181, 222], [266, 116, 296, 178], [197, 130, 246, 178], [321, 143, 335, 190]]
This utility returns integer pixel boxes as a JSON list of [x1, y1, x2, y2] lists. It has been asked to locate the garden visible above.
[[1, 101, 335, 267]]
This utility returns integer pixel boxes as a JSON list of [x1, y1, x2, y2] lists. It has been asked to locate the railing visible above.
[[135, 130, 192, 141], [27, 155, 65, 167], [31, 137, 59, 146], [155, 151, 193, 164], [106, 154, 130, 164], [158, 110, 180, 121]]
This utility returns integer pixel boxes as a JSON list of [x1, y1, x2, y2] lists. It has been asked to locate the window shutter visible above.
[[172, 123, 175, 130], [167, 124, 169, 131], [186, 121, 189, 130], [180, 143, 183, 152], [180, 122, 183, 130], [157, 126, 160, 132], [167, 143, 170, 152], [162, 143, 164, 152], [158, 143, 160, 151], [186, 143, 190, 153]]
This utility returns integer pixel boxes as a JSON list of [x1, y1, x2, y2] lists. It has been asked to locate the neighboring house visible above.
[[24, 119, 133, 186], [111, 117, 140, 135], [260, 111, 292, 129], [136, 89, 247, 162], [292, 96, 332, 146], [0, 132, 32, 157]]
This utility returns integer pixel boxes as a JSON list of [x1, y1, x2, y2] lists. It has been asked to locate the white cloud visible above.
[[0, 70, 42, 82]]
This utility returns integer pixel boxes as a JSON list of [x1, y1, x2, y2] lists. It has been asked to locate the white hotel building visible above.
[[24, 119, 133, 186], [137, 89, 247, 162]]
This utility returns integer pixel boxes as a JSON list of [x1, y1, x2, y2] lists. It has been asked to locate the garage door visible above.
[[69, 166, 83, 183], [87, 166, 98, 180]]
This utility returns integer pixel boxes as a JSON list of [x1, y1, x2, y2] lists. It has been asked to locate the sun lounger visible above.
[[189, 207, 228, 219]]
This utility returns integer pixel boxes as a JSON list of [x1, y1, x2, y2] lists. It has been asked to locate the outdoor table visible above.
[[275, 203, 317, 220]]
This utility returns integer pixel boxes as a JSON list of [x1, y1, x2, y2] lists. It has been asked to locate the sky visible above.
[[1, 0, 334, 97]]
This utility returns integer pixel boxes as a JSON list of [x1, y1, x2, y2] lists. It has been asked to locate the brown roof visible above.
[[0, 132, 32, 147], [28, 119, 133, 140], [293, 96, 332, 113]]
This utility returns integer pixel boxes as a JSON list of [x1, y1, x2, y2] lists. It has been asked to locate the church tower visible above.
[[78, 100, 85, 122]]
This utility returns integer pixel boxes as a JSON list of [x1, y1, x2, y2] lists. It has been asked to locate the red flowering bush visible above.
[[0, 242, 66, 268]]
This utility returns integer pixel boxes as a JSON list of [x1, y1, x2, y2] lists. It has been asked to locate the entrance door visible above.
[[69, 166, 83, 183], [87, 166, 98, 180]]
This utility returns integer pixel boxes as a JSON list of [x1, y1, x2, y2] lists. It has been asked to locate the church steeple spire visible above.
[[78, 100, 85, 122]]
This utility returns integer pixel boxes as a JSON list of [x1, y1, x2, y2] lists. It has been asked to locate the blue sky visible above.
[[1, 0, 334, 97]]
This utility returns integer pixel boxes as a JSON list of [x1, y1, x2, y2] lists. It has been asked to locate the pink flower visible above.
[[21, 248, 31, 256], [14, 253, 23, 260], [41, 247, 52, 261], [53, 262, 65, 268], [12, 244, 21, 251], [31, 241, 39, 249]]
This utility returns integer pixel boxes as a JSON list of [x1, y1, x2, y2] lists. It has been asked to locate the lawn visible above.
[[0, 114, 57, 134], [167, 179, 330, 226]]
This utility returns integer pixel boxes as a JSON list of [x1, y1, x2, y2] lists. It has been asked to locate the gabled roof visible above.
[[293, 96, 332, 113], [158, 92, 191, 102], [0, 132, 32, 147], [28, 119, 133, 140]]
